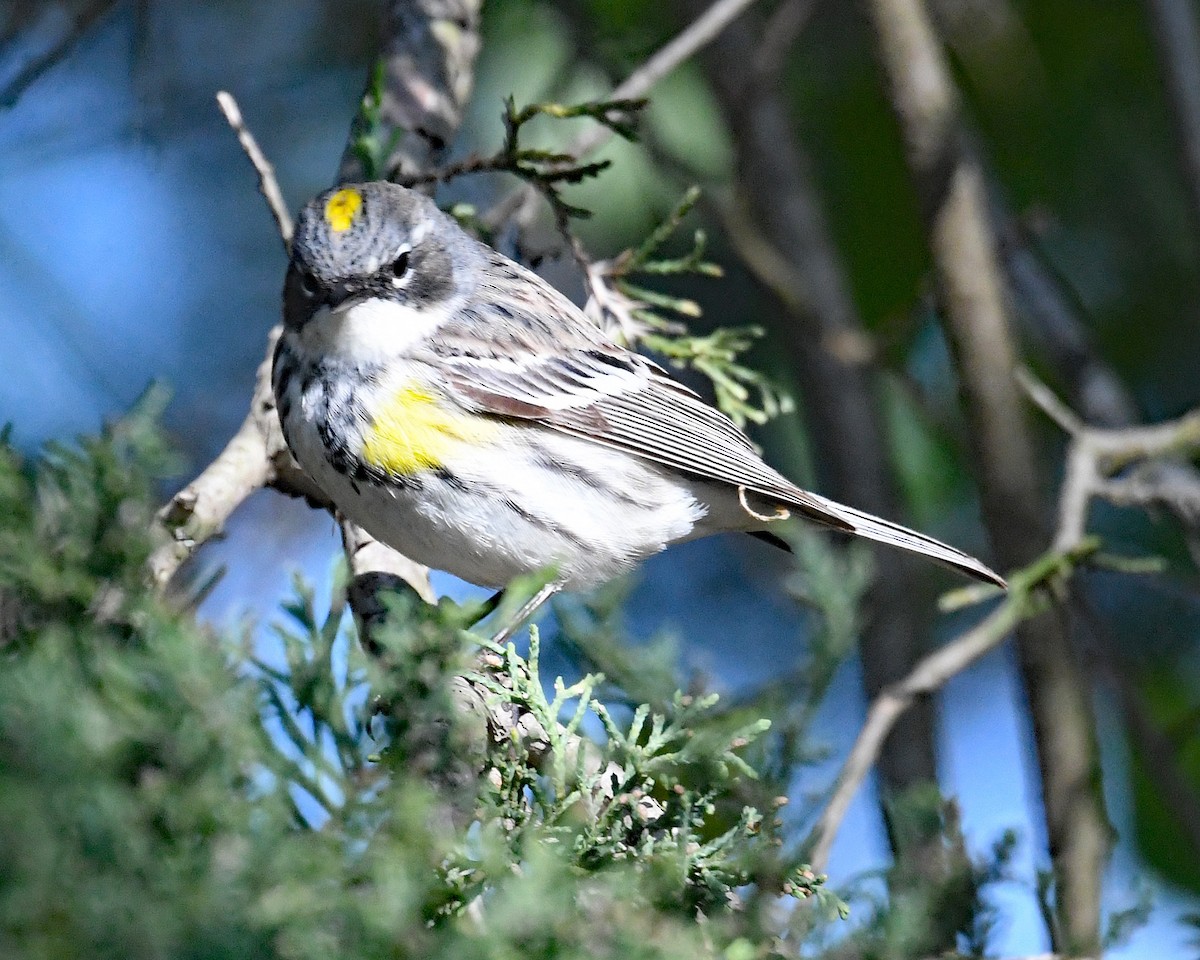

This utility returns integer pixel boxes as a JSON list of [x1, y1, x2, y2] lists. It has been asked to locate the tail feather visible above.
[[797, 491, 1006, 588], [747, 529, 793, 554]]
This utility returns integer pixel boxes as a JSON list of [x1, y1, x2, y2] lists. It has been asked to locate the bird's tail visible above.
[[779, 489, 1007, 588]]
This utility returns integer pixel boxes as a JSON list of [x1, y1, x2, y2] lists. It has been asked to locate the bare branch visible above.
[[1020, 369, 1200, 551], [1015, 366, 1083, 436], [149, 327, 327, 587], [0, 0, 118, 110], [865, 1, 1109, 951], [1006, 209, 1200, 553], [215, 91, 293, 247], [1019, 378, 1200, 873], [484, 0, 764, 230], [151, 93, 430, 601], [150, 94, 315, 586], [605, 0, 760, 106], [393, 149, 515, 186], [805, 540, 1099, 872]]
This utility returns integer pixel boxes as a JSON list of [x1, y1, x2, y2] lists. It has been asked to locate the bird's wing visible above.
[[438, 343, 822, 508], [432, 339, 1005, 587]]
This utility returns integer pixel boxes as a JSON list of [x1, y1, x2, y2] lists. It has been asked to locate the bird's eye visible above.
[[298, 270, 319, 298], [391, 250, 410, 280]]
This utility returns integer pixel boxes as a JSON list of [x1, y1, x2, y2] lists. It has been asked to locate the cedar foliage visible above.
[[0, 394, 1034, 959], [0, 393, 838, 960]]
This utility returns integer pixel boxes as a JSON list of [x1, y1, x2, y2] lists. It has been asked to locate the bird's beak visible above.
[[325, 279, 361, 310]]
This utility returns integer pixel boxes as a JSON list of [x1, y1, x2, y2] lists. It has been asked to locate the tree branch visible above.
[[0, 0, 119, 109], [864, 1, 1109, 952], [805, 540, 1099, 873], [215, 91, 293, 247], [148, 325, 327, 586], [1001, 213, 1200, 558], [1019, 368, 1200, 551], [484, 0, 764, 231], [674, 0, 960, 898], [808, 374, 1200, 891], [149, 93, 326, 587]]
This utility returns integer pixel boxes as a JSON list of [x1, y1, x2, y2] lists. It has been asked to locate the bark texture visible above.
[[676, 0, 944, 849], [340, 0, 484, 183], [864, 0, 1110, 953]]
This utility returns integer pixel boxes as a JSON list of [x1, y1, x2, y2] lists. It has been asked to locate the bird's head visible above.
[[284, 182, 474, 359]]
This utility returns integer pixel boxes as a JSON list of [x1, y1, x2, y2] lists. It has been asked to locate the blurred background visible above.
[[4, 0, 1200, 956]]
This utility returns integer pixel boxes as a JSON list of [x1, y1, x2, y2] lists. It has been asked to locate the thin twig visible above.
[[148, 327, 326, 586], [804, 540, 1098, 872], [0, 0, 119, 110], [149, 95, 315, 586], [1020, 368, 1200, 551], [592, 0, 761, 125], [484, 0, 764, 230], [1015, 367, 1083, 436], [216, 91, 294, 247], [396, 150, 513, 186], [865, 3, 1108, 950]]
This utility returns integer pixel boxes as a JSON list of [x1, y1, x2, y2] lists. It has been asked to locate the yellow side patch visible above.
[[324, 188, 362, 233], [361, 384, 499, 476]]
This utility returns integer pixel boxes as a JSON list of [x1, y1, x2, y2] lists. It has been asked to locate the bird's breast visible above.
[[275, 335, 499, 488], [358, 382, 501, 477]]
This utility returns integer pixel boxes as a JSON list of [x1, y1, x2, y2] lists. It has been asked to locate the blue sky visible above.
[[2, 5, 1197, 955]]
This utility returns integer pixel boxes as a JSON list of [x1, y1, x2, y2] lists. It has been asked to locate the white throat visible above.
[[298, 297, 449, 365]]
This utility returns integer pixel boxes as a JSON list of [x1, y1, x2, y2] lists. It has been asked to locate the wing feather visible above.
[[441, 347, 854, 525], [429, 311, 1005, 587]]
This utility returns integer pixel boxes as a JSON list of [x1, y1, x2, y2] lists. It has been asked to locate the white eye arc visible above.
[[390, 247, 412, 287]]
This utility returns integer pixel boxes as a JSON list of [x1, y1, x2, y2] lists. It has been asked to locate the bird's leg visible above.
[[489, 581, 562, 645]]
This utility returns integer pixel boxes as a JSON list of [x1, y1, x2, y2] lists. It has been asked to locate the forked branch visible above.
[[804, 540, 1098, 872], [1018, 367, 1200, 551]]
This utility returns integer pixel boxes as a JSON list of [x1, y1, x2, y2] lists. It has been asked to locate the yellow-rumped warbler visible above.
[[273, 182, 1004, 629]]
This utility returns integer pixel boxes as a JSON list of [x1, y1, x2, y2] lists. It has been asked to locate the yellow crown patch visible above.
[[324, 188, 362, 233]]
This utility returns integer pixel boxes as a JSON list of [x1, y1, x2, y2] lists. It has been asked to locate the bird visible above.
[[272, 182, 1005, 639]]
